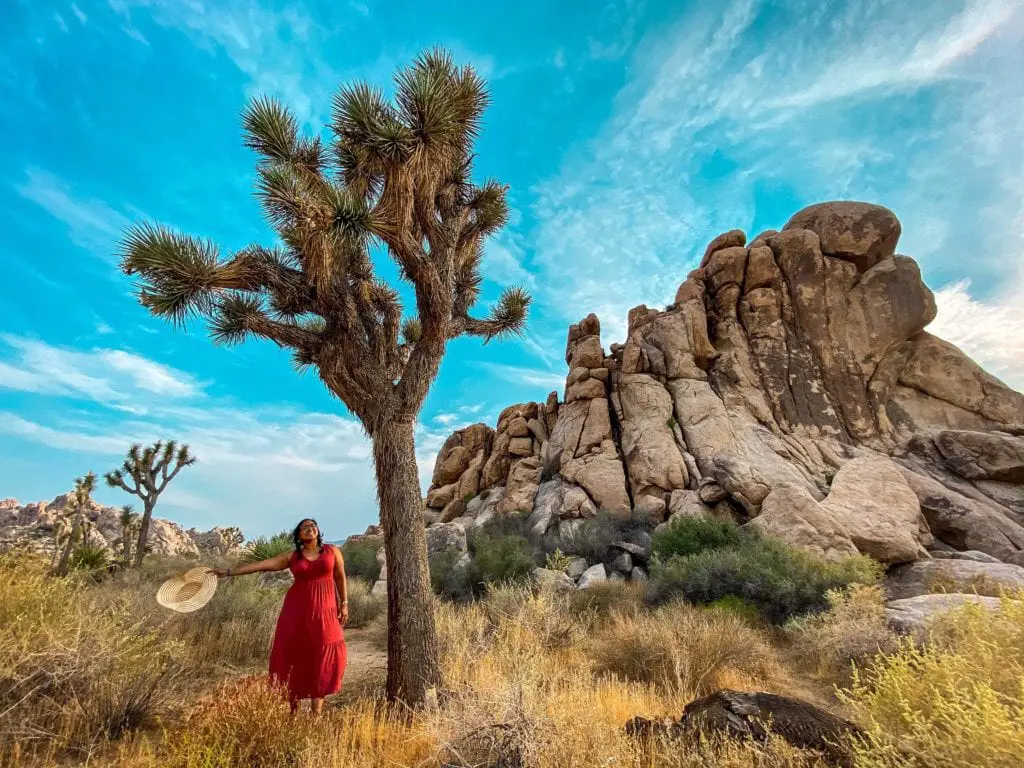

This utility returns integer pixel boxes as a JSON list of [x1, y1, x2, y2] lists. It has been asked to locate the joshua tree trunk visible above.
[[372, 418, 442, 704], [56, 509, 83, 576], [134, 501, 155, 569]]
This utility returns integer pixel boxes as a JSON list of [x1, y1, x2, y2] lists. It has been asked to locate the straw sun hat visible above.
[[156, 566, 218, 613]]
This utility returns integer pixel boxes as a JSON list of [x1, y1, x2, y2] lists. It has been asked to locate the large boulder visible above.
[[885, 558, 1024, 600], [934, 430, 1024, 483], [897, 465, 1024, 561], [783, 201, 901, 273], [885, 593, 1005, 634], [748, 484, 860, 562], [816, 456, 930, 563], [752, 457, 929, 564]]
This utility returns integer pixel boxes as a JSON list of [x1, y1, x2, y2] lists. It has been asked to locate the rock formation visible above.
[[423, 201, 1024, 586], [0, 494, 244, 559]]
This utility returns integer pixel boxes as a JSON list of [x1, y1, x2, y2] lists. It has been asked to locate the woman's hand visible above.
[[211, 567, 230, 578], [340, 604, 349, 627]]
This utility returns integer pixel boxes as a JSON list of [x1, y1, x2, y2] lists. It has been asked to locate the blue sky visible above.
[[1, 0, 1022, 539]]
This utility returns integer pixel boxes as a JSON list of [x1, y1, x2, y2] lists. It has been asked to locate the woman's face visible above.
[[298, 520, 319, 544]]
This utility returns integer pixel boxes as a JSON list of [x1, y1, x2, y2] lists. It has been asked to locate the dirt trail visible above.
[[336, 628, 387, 702]]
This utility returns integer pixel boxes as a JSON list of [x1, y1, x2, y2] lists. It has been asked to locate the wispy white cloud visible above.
[[769, 0, 1018, 110], [14, 168, 130, 259], [931, 273, 1024, 391], [522, 0, 1024, 346], [480, 363, 565, 393], [0, 335, 202, 403], [71, 4, 88, 24]]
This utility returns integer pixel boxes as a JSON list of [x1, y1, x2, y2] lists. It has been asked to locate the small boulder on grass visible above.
[[531, 567, 574, 592], [625, 690, 864, 767], [577, 563, 607, 590]]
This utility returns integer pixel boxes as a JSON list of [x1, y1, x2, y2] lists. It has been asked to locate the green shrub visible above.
[[567, 580, 644, 620], [465, 534, 535, 598], [471, 510, 531, 542], [650, 515, 743, 560], [544, 548, 573, 572], [558, 511, 632, 563], [707, 595, 763, 624], [647, 529, 881, 624], [69, 544, 110, 574], [430, 550, 470, 601], [239, 531, 292, 564], [341, 536, 383, 584]]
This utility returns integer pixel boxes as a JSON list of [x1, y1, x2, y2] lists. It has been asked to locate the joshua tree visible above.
[[117, 49, 529, 705], [105, 441, 197, 568], [50, 517, 69, 569], [55, 472, 97, 576], [119, 504, 140, 562]]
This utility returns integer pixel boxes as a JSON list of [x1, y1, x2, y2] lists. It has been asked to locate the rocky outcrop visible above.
[[884, 558, 1024, 600], [0, 494, 244, 559], [885, 593, 1005, 634], [423, 201, 1024, 571]]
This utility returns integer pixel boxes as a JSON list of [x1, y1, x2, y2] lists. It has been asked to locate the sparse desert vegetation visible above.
[[3, 547, 1023, 768]]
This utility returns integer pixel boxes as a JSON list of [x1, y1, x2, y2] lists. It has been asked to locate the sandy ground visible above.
[[332, 628, 388, 704]]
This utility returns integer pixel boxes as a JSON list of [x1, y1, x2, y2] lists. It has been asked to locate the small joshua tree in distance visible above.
[[119, 504, 140, 563], [105, 441, 197, 568], [55, 472, 97, 576]]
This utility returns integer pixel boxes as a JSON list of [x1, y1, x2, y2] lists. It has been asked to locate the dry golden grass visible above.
[[4, 552, 1022, 768], [785, 585, 898, 686], [841, 591, 1024, 768], [587, 600, 790, 697]]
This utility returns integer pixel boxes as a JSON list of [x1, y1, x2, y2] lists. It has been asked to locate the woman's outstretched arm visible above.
[[330, 545, 349, 626], [212, 552, 290, 578]]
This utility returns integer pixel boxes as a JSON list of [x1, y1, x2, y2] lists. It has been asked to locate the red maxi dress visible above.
[[268, 547, 347, 702]]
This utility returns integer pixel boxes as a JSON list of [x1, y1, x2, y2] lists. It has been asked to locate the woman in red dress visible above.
[[213, 518, 348, 714]]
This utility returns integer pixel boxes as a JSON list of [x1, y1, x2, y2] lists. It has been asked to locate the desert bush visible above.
[[341, 536, 383, 584], [786, 584, 896, 683], [926, 570, 1005, 597], [0, 552, 184, 762], [238, 531, 292, 564], [429, 549, 470, 600], [544, 548, 574, 572], [559, 510, 633, 563], [587, 600, 789, 696], [842, 593, 1024, 767], [345, 578, 385, 629], [68, 543, 110, 572], [471, 510, 532, 541], [466, 535, 534, 596], [647, 528, 881, 623], [651, 515, 744, 559], [707, 594, 764, 624], [460, 522, 536, 598], [567, 579, 645, 620]]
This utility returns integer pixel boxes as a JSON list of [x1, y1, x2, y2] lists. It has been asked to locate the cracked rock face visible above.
[[423, 201, 1024, 566]]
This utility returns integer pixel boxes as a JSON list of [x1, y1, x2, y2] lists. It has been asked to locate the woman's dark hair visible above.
[[292, 518, 324, 552]]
